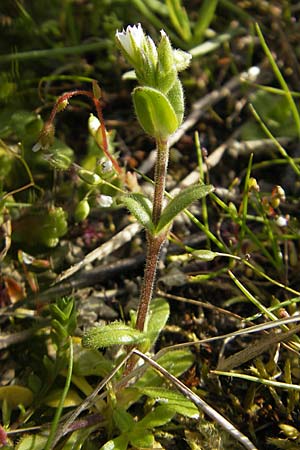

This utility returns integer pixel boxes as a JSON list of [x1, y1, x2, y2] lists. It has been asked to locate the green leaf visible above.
[[140, 386, 199, 418], [113, 408, 135, 433], [135, 349, 195, 388], [73, 346, 112, 377], [44, 388, 82, 408], [132, 86, 179, 138], [166, 0, 192, 42], [100, 434, 129, 450], [193, 0, 219, 44], [156, 184, 214, 233], [129, 429, 154, 448], [137, 404, 175, 428], [146, 297, 170, 346], [121, 193, 154, 233], [82, 322, 146, 349], [16, 434, 48, 450], [0, 385, 33, 409]]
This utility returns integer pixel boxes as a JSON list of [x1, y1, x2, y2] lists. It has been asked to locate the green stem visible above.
[[135, 137, 169, 333], [44, 338, 74, 450]]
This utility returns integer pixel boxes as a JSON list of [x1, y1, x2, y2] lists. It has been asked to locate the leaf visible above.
[[166, 0, 192, 42], [44, 388, 82, 408], [129, 429, 154, 448], [192, 0, 219, 44], [73, 346, 112, 377], [135, 349, 195, 388], [113, 408, 135, 433], [132, 86, 179, 138], [82, 322, 146, 349], [0, 385, 33, 409], [146, 297, 170, 346], [137, 404, 175, 428], [121, 193, 154, 233], [16, 434, 48, 450], [156, 184, 214, 233], [100, 434, 129, 450], [140, 386, 199, 419]]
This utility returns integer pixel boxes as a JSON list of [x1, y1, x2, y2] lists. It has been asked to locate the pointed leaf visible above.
[[133, 86, 179, 138], [121, 193, 154, 234], [82, 322, 146, 349], [146, 297, 170, 346], [156, 184, 214, 233], [166, 0, 192, 42]]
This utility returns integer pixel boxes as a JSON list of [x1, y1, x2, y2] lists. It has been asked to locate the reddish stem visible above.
[[48, 89, 122, 174]]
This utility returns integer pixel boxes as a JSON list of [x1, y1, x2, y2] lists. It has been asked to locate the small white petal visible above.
[[100, 160, 113, 173], [275, 216, 288, 227], [247, 66, 260, 81], [98, 194, 113, 207], [116, 23, 145, 58]]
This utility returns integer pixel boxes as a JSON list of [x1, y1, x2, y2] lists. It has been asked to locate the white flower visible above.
[[275, 215, 288, 228], [98, 194, 113, 208], [116, 23, 145, 60]]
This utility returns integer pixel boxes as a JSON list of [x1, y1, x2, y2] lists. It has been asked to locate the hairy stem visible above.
[[135, 137, 169, 332]]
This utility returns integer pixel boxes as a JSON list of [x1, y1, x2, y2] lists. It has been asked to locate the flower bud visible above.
[[47, 151, 72, 170], [78, 169, 102, 185], [132, 86, 179, 138], [74, 199, 90, 222]]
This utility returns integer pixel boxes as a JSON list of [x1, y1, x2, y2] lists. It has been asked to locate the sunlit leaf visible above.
[[140, 386, 199, 418], [82, 322, 146, 349], [156, 184, 214, 233], [121, 193, 154, 233], [0, 385, 33, 409]]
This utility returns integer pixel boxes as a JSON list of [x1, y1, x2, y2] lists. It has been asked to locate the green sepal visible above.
[[166, 78, 185, 125], [156, 184, 214, 234], [132, 86, 179, 138], [82, 322, 146, 349], [121, 193, 154, 234], [156, 32, 177, 93]]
